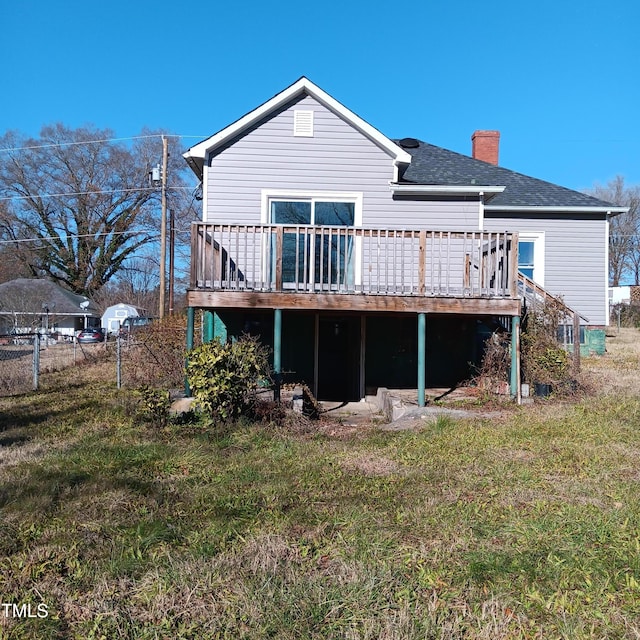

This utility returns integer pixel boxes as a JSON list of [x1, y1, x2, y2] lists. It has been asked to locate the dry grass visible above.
[[2, 329, 640, 638], [582, 327, 640, 396]]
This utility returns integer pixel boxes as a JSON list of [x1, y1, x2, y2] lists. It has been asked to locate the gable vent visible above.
[[294, 110, 314, 137]]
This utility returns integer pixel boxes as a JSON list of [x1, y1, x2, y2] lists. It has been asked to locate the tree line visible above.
[[0, 124, 198, 312], [587, 176, 640, 286]]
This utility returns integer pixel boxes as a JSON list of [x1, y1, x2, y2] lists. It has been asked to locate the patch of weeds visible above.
[[135, 385, 171, 429]]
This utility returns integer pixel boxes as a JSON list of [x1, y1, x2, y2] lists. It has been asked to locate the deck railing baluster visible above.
[[189, 223, 518, 300]]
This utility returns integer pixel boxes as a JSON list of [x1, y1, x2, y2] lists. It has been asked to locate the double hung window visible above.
[[518, 233, 544, 285]]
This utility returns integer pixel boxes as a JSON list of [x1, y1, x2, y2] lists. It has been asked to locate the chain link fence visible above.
[[0, 334, 37, 396], [0, 319, 196, 397]]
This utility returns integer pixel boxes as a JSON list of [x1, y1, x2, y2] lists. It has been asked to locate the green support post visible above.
[[510, 315, 520, 401], [214, 312, 228, 343], [274, 309, 282, 402], [417, 312, 426, 407], [203, 310, 214, 343], [185, 307, 195, 397]]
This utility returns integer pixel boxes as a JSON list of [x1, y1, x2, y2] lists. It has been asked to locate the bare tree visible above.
[[587, 176, 640, 285], [94, 255, 161, 314], [0, 287, 48, 333], [0, 125, 196, 297], [0, 200, 37, 283]]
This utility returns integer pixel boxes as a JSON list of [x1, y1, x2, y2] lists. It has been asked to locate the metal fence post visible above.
[[116, 332, 122, 389], [185, 307, 195, 397], [32, 333, 40, 391]]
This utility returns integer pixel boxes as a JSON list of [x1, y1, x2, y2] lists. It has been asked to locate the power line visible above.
[[0, 185, 196, 202], [0, 134, 207, 154], [0, 226, 191, 246], [0, 230, 154, 245]]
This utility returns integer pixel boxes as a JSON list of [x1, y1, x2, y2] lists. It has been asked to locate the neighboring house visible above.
[[182, 77, 626, 402], [102, 303, 139, 335], [609, 286, 631, 307], [611, 285, 640, 308], [0, 278, 100, 337]]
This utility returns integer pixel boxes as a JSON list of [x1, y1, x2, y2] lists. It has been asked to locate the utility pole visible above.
[[159, 135, 168, 319], [169, 207, 175, 315]]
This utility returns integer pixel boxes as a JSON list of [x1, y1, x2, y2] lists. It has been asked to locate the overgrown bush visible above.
[[521, 333, 570, 385], [186, 336, 270, 423], [247, 397, 288, 424], [475, 298, 575, 396], [473, 330, 510, 392], [521, 298, 573, 389]]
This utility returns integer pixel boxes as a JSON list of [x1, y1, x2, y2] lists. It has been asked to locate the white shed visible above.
[[102, 303, 139, 335]]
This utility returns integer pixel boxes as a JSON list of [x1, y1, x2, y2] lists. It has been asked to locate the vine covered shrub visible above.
[[521, 333, 570, 385], [475, 297, 575, 396], [474, 330, 510, 393], [521, 298, 573, 390], [186, 336, 270, 422]]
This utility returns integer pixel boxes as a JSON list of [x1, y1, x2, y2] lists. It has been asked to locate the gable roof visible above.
[[394, 140, 626, 212], [185, 78, 627, 214], [0, 279, 99, 316], [183, 77, 412, 179]]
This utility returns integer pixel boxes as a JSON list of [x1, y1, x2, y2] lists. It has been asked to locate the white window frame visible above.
[[260, 190, 363, 225], [518, 231, 545, 286], [260, 190, 363, 286]]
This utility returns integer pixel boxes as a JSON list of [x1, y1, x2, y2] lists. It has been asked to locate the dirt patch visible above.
[[341, 452, 400, 476]]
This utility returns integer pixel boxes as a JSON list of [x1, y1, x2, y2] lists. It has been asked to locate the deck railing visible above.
[[190, 223, 519, 298]]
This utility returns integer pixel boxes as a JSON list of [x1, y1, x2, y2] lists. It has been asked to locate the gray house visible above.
[[0, 278, 100, 337], [182, 77, 625, 402]]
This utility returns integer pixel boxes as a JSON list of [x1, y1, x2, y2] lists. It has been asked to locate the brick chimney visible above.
[[471, 130, 500, 165]]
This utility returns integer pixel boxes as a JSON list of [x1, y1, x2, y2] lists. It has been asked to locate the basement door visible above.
[[316, 315, 361, 402]]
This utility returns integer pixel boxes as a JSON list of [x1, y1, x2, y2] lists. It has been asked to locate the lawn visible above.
[[1, 331, 640, 638]]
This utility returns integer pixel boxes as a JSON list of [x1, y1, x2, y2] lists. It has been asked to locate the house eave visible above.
[[390, 183, 506, 196], [183, 77, 411, 178], [485, 205, 629, 215]]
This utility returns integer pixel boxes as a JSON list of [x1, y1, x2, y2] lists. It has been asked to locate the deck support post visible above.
[[203, 310, 214, 343], [510, 315, 521, 402], [185, 307, 195, 397], [417, 312, 426, 407], [214, 312, 227, 343], [274, 308, 282, 402]]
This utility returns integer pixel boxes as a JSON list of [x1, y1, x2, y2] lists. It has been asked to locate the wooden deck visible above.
[[187, 223, 522, 316]]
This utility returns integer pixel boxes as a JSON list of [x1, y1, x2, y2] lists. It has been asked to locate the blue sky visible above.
[[2, 0, 638, 191]]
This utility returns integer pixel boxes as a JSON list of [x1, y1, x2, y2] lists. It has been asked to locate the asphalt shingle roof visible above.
[[0, 279, 99, 315], [395, 139, 617, 209]]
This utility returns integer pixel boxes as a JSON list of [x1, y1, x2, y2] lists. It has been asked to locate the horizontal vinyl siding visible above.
[[484, 213, 608, 324], [206, 95, 481, 230]]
